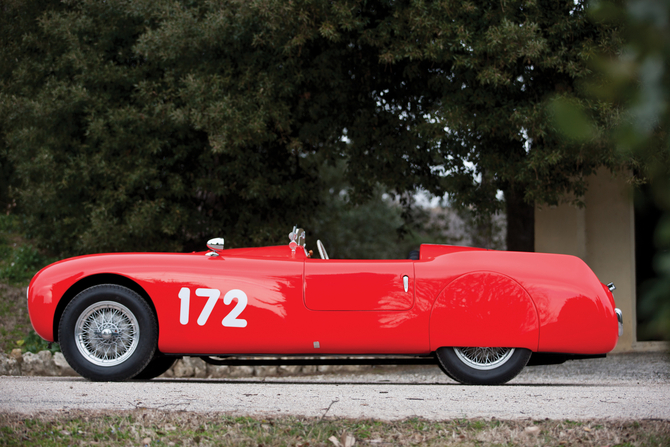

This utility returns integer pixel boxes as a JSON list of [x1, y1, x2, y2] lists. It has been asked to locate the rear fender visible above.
[[429, 272, 539, 351]]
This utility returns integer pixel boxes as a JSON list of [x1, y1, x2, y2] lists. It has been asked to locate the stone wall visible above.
[[163, 357, 374, 379], [0, 349, 376, 378], [0, 349, 77, 377]]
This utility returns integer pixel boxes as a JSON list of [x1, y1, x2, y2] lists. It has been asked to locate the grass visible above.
[[0, 410, 668, 446], [0, 214, 56, 287], [0, 284, 34, 354], [0, 214, 59, 354]]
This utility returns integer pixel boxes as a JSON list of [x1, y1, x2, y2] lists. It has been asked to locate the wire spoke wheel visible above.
[[453, 347, 515, 370], [74, 300, 140, 367], [60, 285, 157, 381], [436, 346, 531, 385]]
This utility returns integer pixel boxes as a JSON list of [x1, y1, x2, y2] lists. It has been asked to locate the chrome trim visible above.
[[205, 251, 219, 257], [615, 308, 623, 337], [453, 347, 516, 371], [607, 282, 616, 292], [74, 301, 140, 367], [403, 275, 409, 293], [288, 226, 305, 253], [316, 239, 329, 260]]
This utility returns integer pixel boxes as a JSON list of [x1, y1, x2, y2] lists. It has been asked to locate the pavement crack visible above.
[[320, 398, 339, 420]]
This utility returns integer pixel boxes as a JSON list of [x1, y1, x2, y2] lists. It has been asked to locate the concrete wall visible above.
[[535, 168, 636, 352]]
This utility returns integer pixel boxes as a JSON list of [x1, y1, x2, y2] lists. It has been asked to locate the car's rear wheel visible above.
[[59, 284, 157, 381], [436, 347, 531, 385]]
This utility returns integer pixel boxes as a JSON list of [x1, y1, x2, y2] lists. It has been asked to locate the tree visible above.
[[0, 0, 628, 256], [554, 0, 670, 339], [0, 0, 321, 255], [130, 0, 629, 251], [310, 160, 467, 259], [0, 0, 55, 212], [254, 0, 627, 250]]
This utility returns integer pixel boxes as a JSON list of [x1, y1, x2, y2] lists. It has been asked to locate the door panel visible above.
[[304, 260, 414, 311]]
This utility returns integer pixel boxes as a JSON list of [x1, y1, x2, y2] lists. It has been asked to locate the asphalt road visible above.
[[1, 352, 668, 420]]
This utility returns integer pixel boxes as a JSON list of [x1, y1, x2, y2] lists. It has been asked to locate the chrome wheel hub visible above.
[[74, 301, 140, 367], [454, 347, 515, 370], [100, 328, 114, 340]]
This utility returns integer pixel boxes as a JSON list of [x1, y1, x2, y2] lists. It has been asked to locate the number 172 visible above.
[[178, 287, 248, 328]]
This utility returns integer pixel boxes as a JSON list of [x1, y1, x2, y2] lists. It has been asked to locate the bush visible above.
[[16, 331, 60, 354], [0, 214, 55, 286]]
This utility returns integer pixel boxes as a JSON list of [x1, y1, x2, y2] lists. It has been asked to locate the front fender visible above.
[[429, 272, 540, 351]]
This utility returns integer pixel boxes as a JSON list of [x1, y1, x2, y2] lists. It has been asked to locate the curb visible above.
[[0, 349, 376, 379]]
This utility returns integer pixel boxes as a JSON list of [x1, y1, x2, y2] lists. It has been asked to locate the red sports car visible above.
[[27, 227, 622, 385]]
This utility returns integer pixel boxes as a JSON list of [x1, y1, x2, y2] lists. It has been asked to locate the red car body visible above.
[[27, 239, 622, 384]]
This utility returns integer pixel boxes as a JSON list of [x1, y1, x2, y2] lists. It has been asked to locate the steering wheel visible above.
[[316, 240, 329, 260]]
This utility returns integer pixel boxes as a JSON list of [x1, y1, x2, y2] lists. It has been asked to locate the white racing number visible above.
[[178, 287, 248, 327]]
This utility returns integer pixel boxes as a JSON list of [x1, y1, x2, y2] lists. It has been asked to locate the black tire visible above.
[[133, 353, 177, 380], [58, 284, 157, 381], [435, 357, 459, 382], [436, 347, 531, 385]]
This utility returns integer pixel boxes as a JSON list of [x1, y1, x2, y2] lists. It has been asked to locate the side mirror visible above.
[[207, 238, 225, 252]]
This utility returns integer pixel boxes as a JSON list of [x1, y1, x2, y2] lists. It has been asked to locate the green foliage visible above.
[[312, 191, 410, 259], [0, 0, 632, 258], [310, 161, 458, 259], [552, 0, 670, 340], [549, 97, 599, 142], [0, 215, 55, 286], [454, 207, 507, 250], [0, 0, 321, 256], [0, 319, 32, 355], [0, 281, 34, 354], [0, 245, 51, 285], [17, 330, 59, 354], [0, 214, 55, 352]]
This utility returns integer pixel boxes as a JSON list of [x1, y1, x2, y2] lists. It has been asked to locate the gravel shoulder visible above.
[[1, 351, 668, 420]]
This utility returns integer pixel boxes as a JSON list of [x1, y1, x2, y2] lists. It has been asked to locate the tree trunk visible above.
[[505, 187, 535, 252]]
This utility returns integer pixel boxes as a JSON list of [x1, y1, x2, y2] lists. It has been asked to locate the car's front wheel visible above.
[[436, 347, 531, 385], [59, 284, 157, 381], [133, 353, 177, 380]]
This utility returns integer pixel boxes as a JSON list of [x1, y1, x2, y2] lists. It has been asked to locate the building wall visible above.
[[535, 168, 636, 352]]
